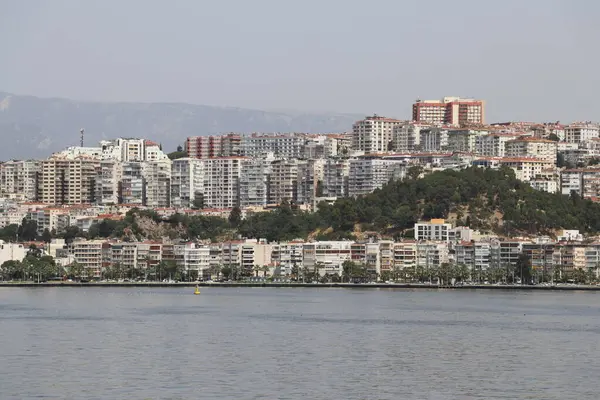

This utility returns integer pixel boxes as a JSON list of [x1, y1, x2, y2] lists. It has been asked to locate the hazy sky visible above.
[[1, 0, 598, 122]]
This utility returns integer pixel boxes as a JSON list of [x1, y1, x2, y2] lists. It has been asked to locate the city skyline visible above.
[[1, 1, 599, 122]]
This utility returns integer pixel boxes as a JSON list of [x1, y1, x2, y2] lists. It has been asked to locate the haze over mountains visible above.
[[0, 92, 364, 160]]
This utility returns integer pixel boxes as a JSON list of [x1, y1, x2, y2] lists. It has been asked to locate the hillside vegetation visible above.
[[238, 166, 600, 241], [5, 167, 598, 243]]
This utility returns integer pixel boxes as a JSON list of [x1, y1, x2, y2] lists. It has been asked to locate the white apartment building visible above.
[[241, 134, 306, 159], [350, 242, 383, 276], [504, 137, 557, 164], [474, 133, 520, 157], [414, 219, 452, 242], [561, 169, 583, 196], [296, 159, 324, 206], [51, 146, 103, 160], [28, 207, 70, 236], [174, 243, 211, 277], [446, 129, 488, 153], [96, 160, 122, 205], [171, 158, 205, 208], [143, 160, 171, 208], [352, 115, 403, 153], [419, 127, 449, 152], [392, 242, 418, 270], [392, 123, 429, 152], [564, 123, 600, 143], [560, 168, 600, 199], [271, 241, 304, 276], [529, 173, 559, 194], [0, 209, 27, 228], [120, 162, 144, 205], [499, 158, 553, 182], [202, 157, 245, 209], [454, 241, 494, 271], [416, 242, 450, 268], [324, 134, 352, 157], [239, 158, 270, 208], [99, 138, 168, 162], [323, 159, 350, 198], [348, 157, 405, 197], [109, 242, 141, 272], [69, 239, 107, 277], [302, 241, 352, 277], [240, 240, 273, 276], [0, 160, 40, 201], [0, 240, 27, 265]]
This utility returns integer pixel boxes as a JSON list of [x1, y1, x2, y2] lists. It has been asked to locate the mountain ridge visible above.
[[0, 91, 363, 160]]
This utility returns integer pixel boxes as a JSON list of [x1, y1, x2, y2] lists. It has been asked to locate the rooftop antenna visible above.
[[80, 128, 85, 147]]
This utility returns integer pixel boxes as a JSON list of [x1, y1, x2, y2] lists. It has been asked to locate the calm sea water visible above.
[[1, 287, 599, 400]]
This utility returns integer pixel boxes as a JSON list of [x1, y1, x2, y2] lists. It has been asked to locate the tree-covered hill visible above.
[[7, 167, 598, 243], [238, 166, 600, 241]]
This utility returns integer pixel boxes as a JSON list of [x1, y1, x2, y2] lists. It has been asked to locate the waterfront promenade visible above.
[[1, 281, 600, 291]]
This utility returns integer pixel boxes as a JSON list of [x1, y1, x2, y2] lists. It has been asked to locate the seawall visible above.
[[1, 282, 599, 291]]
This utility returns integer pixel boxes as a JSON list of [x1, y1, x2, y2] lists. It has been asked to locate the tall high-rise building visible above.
[[323, 159, 350, 198], [296, 159, 325, 205], [119, 162, 144, 205], [239, 158, 270, 208], [412, 97, 485, 126], [352, 115, 403, 153], [241, 134, 306, 159], [202, 157, 245, 208], [170, 158, 205, 208], [39, 157, 98, 205], [143, 160, 172, 208], [0, 160, 40, 201], [267, 159, 300, 205], [96, 160, 122, 205]]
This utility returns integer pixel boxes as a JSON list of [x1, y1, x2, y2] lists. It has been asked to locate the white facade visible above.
[[302, 241, 352, 276], [96, 160, 122, 205], [323, 159, 350, 198], [68, 239, 105, 277], [415, 220, 452, 242], [499, 158, 553, 182], [239, 158, 270, 208], [419, 127, 449, 152], [392, 123, 429, 152], [505, 137, 557, 164], [143, 160, 172, 208], [446, 129, 487, 153], [296, 159, 324, 205], [352, 116, 403, 153], [475, 134, 520, 157], [0, 160, 40, 201], [348, 158, 404, 197], [242, 134, 306, 159], [202, 157, 244, 209], [0, 240, 27, 265], [171, 158, 205, 208], [120, 162, 144, 205], [564, 123, 600, 144], [174, 243, 211, 276]]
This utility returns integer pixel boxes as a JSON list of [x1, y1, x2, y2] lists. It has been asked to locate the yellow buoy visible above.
[[194, 285, 200, 295]]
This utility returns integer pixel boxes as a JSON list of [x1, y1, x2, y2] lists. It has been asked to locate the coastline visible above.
[[1, 282, 600, 291]]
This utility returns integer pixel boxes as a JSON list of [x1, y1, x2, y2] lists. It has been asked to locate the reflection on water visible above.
[[0, 287, 599, 400]]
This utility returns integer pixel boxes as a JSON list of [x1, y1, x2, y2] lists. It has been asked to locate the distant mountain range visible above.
[[0, 92, 363, 160]]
